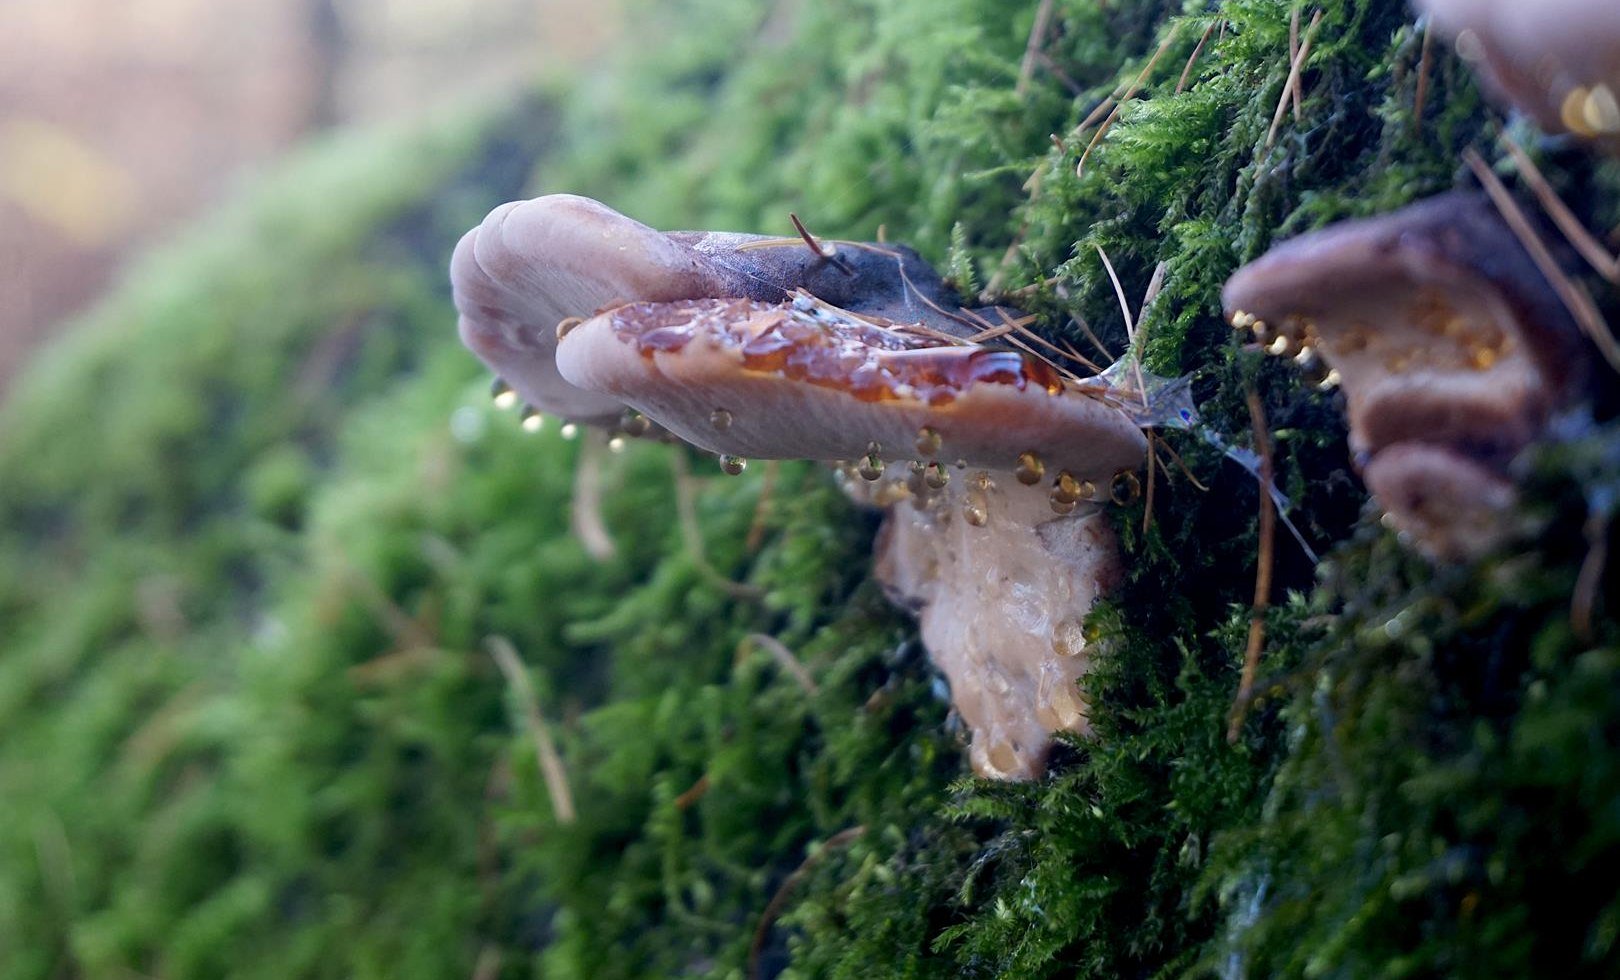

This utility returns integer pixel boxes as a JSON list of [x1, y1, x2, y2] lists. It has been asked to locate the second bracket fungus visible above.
[[1223, 192, 1586, 561], [452, 195, 1151, 779], [1419, 0, 1620, 149]]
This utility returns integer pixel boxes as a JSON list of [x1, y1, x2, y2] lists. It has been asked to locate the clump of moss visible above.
[[3, 0, 1619, 977]]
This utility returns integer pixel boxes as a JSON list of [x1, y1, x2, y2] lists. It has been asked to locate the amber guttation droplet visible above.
[[491, 378, 518, 410], [914, 426, 942, 457], [1049, 495, 1077, 516], [559, 422, 579, 440], [710, 408, 734, 432], [621, 410, 651, 437], [608, 436, 627, 454], [986, 739, 1019, 775], [969, 471, 992, 493], [1052, 618, 1085, 658], [858, 453, 885, 481], [1048, 682, 1085, 729], [963, 492, 989, 527], [1015, 451, 1045, 486], [555, 316, 584, 341], [1110, 469, 1142, 505], [1052, 471, 1081, 504], [923, 462, 949, 490], [1316, 368, 1341, 391], [520, 406, 544, 433], [719, 454, 747, 476]]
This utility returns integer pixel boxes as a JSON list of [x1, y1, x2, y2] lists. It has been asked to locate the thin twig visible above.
[[789, 212, 854, 275], [1143, 431, 1158, 535], [740, 633, 819, 695], [1500, 135, 1620, 281], [1095, 245, 1149, 406], [1465, 148, 1620, 376], [1288, 3, 1303, 121], [1413, 22, 1434, 136], [746, 460, 780, 552], [1176, 20, 1218, 94], [1016, 0, 1057, 98], [1573, 508, 1611, 645], [1267, 10, 1323, 149], [1078, 25, 1181, 177], [749, 827, 867, 980], [486, 636, 576, 824], [669, 450, 765, 600], [571, 432, 617, 561], [1228, 393, 1277, 743]]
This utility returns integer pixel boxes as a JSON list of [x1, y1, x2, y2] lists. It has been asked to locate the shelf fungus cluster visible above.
[[450, 194, 1150, 779], [1223, 192, 1586, 561], [1419, 0, 1620, 149]]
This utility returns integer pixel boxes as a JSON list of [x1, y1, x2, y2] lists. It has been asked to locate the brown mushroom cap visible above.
[[1222, 192, 1583, 558], [451, 195, 980, 424], [554, 293, 1147, 481], [1418, 0, 1620, 147]]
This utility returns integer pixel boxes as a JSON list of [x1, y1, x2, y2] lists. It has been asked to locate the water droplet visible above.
[[520, 406, 544, 433], [1049, 495, 1077, 515], [710, 408, 734, 431], [620, 410, 651, 437], [923, 462, 950, 490], [555, 316, 584, 341], [1048, 681, 1085, 729], [963, 493, 988, 527], [1266, 334, 1294, 357], [858, 453, 885, 481], [1015, 451, 1045, 486], [1052, 471, 1081, 504], [490, 378, 518, 410], [969, 471, 992, 493], [560, 422, 580, 440], [608, 435, 627, 453], [719, 454, 747, 476], [1316, 368, 1341, 391], [987, 739, 1019, 775], [1109, 470, 1142, 505], [914, 426, 941, 457], [1051, 618, 1086, 658]]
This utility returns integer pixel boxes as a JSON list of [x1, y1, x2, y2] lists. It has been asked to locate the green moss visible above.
[[4, 0, 1620, 977]]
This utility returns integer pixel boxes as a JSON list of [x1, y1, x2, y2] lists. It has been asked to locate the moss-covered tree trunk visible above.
[[2, 1, 1618, 977]]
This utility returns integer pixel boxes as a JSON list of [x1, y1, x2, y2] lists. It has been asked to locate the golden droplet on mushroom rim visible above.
[[1047, 681, 1086, 730], [1051, 470, 1081, 504], [1467, 344, 1499, 371], [1316, 368, 1342, 392], [1562, 86, 1600, 138], [923, 462, 950, 490], [1586, 83, 1620, 135], [1049, 495, 1078, 516], [555, 316, 585, 341], [608, 435, 627, 454], [718, 454, 748, 476], [559, 422, 580, 441], [490, 378, 519, 411], [1015, 451, 1045, 486], [1109, 469, 1142, 506], [709, 408, 734, 432], [520, 406, 545, 433], [914, 425, 942, 457], [620, 410, 651, 438], [968, 470, 993, 493], [1229, 310, 1257, 331], [858, 453, 885, 481], [1266, 334, 1295, 357], [986, 738, 1020, 777], [963, 492, 989, 528], [1051, 618, 1086, 659]]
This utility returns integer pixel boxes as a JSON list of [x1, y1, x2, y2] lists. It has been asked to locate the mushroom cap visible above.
[[1222, 193, 1580, 465], [1418, 0, 1620, 145], [452, 195, 984, 424], [1362, 443, 1518, 562], [554, 294, 1148, 481], [1222, 192, 1582, 560]]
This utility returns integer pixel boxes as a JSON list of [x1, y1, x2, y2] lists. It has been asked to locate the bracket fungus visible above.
[[1223, 192, 1586, 560], [1418, 0, 1620, 148], [451, 194, 1151, 779]]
